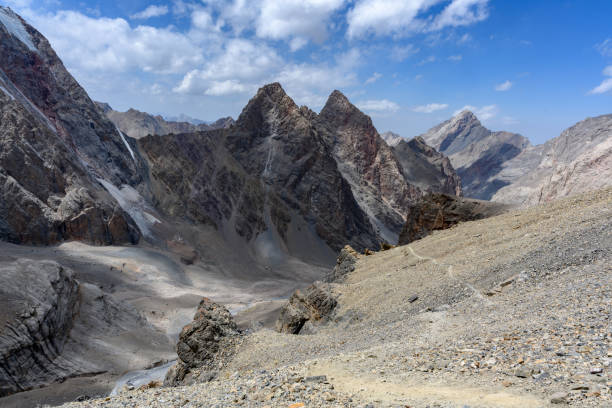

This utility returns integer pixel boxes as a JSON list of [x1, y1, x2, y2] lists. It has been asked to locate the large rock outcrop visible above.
[[276, 282, 337, 335], [420, 110, 530, 200], [97, 102, 234, 139], [0, 257, 174, 399], [398, 193, 508, 245], [325, 245, 360, 283], [165, 298, 239, 386], [0, 260, 79, 397], [0, 6, 144, 245]]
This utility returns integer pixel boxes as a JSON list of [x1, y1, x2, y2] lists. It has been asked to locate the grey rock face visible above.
[[325, 245, 360, 283], [0, 7, 144, 245], [392, 136, 462, 196], [97, 102, 234, 139], [0, 260, 79, 397], [420, 110, 530, 200], [318, 91, 422, 243], [492, 114, 612, 205], [140, 83, 379, 252], [398, 193, 508, 245], [165, 298, 239, 386], [276, 282, 337, 334]]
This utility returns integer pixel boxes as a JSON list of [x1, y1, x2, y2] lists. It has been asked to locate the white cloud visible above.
[[457, 32, 472, 44], [27, 10, 203, 74], [174, 39, 282, 95], [430, 0, 488, 31], [414, 74, 424, 80], [205, 80, 249, 96], [130, 5, 169, 20], [255, 0, 346, 46], [357, 99, 400, 113], [417, 56, 436, 66], [412, 103, 448, 113], [365, 72, 382, 84], [391, 44, 419, 61], [589, 65, 612, 95], [454, 104, 498, 120], [495, 80, 512, 91], [347, 0, 489, 39], [447, 54, 462, 61], [595, 38, 612, 57]]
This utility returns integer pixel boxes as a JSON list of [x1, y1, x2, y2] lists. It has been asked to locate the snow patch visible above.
[[0, 8, 37, 52], [115, 125, 136, 161], [97, 178, 160, 237]]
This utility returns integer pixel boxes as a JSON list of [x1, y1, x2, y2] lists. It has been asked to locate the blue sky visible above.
[[6, 0, 612, 144]]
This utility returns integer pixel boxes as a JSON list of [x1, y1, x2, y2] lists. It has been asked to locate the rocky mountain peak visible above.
[[453, 109, 479, 124], [236, 82, 301, 130], [319, 90, 365, 126]]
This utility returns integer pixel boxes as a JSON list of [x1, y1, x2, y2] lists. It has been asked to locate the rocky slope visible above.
[[0, 6, 145, 245], [492, 114, 612, 206], [97, 102, 234, 139], [0, 258, 173, 401], [392, 136, 462, 196], [64, 187, 612, 407], [420, 110, 531, 199]]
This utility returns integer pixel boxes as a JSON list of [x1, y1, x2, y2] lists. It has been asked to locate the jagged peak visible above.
[[236, 82, 300, 127], [452, 109, 480, 124], [321, 89, 355, 114]]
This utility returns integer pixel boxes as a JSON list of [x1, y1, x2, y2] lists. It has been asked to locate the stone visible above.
[[165, 298, 239, 386], [550, 392, 568, 404], [398, 193, 508, 245], [514, 367, 533, 378], [276, 282, 337, 334], [325, 245, 360, 283]]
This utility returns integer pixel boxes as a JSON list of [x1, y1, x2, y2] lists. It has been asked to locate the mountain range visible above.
[[0, 6, 611, 407], [387, 109, 612, 206]]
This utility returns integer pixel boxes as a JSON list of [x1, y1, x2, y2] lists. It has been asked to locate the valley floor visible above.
[[59, 188, 612, 407]]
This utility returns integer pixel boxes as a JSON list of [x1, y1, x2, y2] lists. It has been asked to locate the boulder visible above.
[[325, 245, 360, 283], [398, 193, 508, 245], [165, 298, 239, 386], [276, 282, 337, 334]]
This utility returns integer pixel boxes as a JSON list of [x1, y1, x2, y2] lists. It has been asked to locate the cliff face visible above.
[[0, 260, 79, 397], [317, 91, 422, 242], [97, 102, 234, 139], [392, 136, 462, 197], [420, 110, 530, 200], [0, 7, 143, 245]]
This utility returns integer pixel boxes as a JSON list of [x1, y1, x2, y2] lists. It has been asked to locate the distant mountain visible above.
[[492, 114, 612, 205], [96, 103, 234, 139], [420, 110, 531, 200], [381, 131, 404, 146], [420, 110, 612, 205], [165, 113, 207, 125], [392, 136, 462, 197]]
